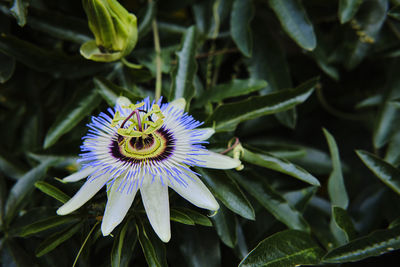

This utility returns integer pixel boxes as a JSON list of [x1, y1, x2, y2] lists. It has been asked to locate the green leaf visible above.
[[35, 222, 82, 257], [178, 226, 221, 267], [247, 26, 295, 128], [111, 219, 138, 267], [343, 0, 387, 69], [195, 79, 267, 107], [43, 89, 101, 149], [0, 33, 107, 78], [93, 77, 141, 106], [170, 209, 195, 225], [174, 207, 212, 227], [356, 150, 400, 195], [2, 238, 36, 267], [0, 175, 6, 227], [4, 158, 61, 226], [373, 73, 400, 148], [268, 0, 316, 51], [385, 130, 400, 167], [10, 0, 29, 27], [323, 225, 400, 263], [230, 0, 254, 57], [211, 203, 238, 248], [138, 1, 156, 37], [229, 170, 310, 232], [34, 181, 70, 203], [0, 52, 15, 83], [323, 128, 349, 209], [137, 221, 167, 267], [239, 230, 325, 267], [338, 0, 363, 24], [170, 26, 198, 102], [284, 186, 317, 212], [0, 152, 25, 180], [241, 147, 320, 186], [17, 215, 80, 237], [196, 168, 255, 220], [388, 5, 400, 21], [332, 206, 357, 241], [206, 77, 318, 132]]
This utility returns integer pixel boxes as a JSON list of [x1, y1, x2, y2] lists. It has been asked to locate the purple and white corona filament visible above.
[[57, 96, 241, 242]]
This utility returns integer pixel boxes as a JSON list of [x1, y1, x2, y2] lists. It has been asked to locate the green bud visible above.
[[80, 0, 138, 62]]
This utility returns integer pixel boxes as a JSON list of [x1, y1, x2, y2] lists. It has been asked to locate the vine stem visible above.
[[152, 15, 162, 101], [72, 221, 100, 267]]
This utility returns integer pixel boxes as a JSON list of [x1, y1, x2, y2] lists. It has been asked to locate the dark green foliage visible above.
[[1, 0, 400, 266]]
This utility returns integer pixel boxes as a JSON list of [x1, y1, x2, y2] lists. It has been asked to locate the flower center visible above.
[[111, 127, 175, 164], [110, 102, 175, 164]]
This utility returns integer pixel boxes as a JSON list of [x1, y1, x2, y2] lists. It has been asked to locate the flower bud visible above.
[[80, 0, 138, 62]]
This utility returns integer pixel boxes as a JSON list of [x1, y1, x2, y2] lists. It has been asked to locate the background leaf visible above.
[[268, 0, 316, 50], [239, 230, 325, 267]]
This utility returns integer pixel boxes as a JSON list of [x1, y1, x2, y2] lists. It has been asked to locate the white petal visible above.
[[140, 176, 171, 242], [195, 128, 215, 141], [101, 177, 138, 236], [63, 167, 95, 182], [168, 169, 219, 211], [169, 98, 186, 111], [116, 96, 132, 107], [57, 174, 108, 215], [194, 150, 241, 169]]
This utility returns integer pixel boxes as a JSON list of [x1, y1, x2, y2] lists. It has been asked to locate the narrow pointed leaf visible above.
[[323, 128, 348, 209], [43, 89, 101, 149], [18, 215, 80, 237], [356, 150, 400, 195], [332, 206, 357, 241], [268, 0, 316, 50], [170, 209, 195, 225], [93, 77, 141, 106], [229, 170, 310, 232], [4, 158, 61, 225], [230, 0, 254, 57], [195, 79, 267, 107], [211, 203, 238, 248], [239, 230, 325, 267], [35, 222, 83, 257], [338, 0, 363, 24], [170, 26, 198, 102], [34, 181, 70, 203], [137, 221, 166, 267], [242, 148, 320, 186], [0, 34, 106, 78], [197, 168, 255, 220], [323, 225, 400, 263], [0, 52, 15, 83], [174, 208, 212, 227], [206, 77, 318, 132], [111, 220, 138, 267], [10, 0, 29, 27], [248, 26, 295, 128]]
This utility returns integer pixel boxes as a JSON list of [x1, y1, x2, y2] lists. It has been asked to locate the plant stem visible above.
[[152, 17, 162, 101], [72, 221, 100, 267]]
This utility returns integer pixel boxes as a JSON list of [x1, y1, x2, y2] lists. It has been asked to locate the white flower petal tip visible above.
[[169, 98, 186, 111], [196, 128, 215, 141], [101, 177, 138, 237], [62, 167, 94, 182], [169, 169, 219, 211], [57, 175, 108, 215], [141, 178, 171, 243], [194, 150, 242, 169], [116, 96, 132, 107]]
